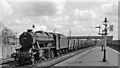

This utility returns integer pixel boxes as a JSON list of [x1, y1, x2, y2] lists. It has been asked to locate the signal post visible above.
[[95, 18, 112, 62]]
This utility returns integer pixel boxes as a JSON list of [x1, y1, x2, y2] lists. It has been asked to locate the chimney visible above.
[[27, 29, 32, 32]]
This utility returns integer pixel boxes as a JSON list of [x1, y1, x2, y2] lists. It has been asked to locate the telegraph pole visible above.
[[54, 28, 56, 33], [69, 30, 71, 37], [1, 23, 3, 59], [15, 32, 17, 46]]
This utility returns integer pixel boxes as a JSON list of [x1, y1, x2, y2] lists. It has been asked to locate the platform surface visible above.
[[54, 46, 119, 67]]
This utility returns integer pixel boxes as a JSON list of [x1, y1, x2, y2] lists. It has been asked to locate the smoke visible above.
[[33, 25, 47, 31]]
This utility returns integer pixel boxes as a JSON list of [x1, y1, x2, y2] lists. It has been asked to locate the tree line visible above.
[[0, 26, 17, 45]]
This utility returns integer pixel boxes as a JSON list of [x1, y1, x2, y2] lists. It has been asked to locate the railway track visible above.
[[2, 46, 96, 68]]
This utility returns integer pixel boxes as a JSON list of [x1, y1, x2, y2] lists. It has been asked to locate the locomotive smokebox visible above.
[[19, 32, 34, 51]]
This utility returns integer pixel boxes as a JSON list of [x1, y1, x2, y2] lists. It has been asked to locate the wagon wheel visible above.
[[57, 51, 60, 56], [43, 50, 49, 60], [50, 50, 55, 58], [59, 50, 63, 55], [65, 49, 68, 53]]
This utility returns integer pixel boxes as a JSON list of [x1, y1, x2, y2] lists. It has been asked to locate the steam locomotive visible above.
[[11, 29, 96, 65]]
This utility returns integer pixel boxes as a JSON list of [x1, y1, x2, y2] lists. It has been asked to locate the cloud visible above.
[[54, 23, 63, 28], [92, 3, 118, 23], [15, 18, 32, 24], [1, 1, 118, 39], [5, 0, 66, 17], [65, 2, 118, 37], [5, 0, 119, 2], [53, 0, 66, 15], [1, 0, 65, 33], [0, 0, 13, 15], [102, 3, 118, 16], [15, 19, 22, 24], [71, 9, 97, 21], [64, 0, 119, 2], [6, 0, 63, 2], [9, 2, 57, 16], [0, 0, 13, 22], [94, 3, 118, 40], [1, 0, 66, 29]]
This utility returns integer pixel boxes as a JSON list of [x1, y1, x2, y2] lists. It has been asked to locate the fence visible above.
[[0, 44, 16, 59]]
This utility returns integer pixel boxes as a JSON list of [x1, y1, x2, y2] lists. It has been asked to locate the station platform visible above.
[[53, 46, 120, 68]]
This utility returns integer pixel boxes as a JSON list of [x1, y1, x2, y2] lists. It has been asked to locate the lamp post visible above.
[[95, 18, 109, 62], [101, 31, 104, 51], [102, 18, 108, 62]]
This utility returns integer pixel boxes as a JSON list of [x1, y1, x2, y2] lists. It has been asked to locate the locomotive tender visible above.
[[11, 29, 96, 65]]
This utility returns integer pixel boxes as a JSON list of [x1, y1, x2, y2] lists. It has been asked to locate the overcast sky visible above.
[[0, 0, 119, 40]]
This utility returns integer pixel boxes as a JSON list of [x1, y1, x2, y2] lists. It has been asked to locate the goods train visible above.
[[107, 40, 120, 47], [11, 29, 96, 65]]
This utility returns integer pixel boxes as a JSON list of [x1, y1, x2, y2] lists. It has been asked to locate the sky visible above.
[[0, 0, 119, 40]]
